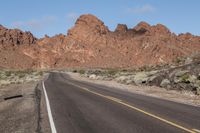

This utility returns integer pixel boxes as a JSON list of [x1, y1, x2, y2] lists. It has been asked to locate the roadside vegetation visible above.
[[71, 54, 200, 95], [0, 69, 44, 86]]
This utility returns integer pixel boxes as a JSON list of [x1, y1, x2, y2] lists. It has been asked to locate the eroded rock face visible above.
[[115, 24, 128, 32], [68, 14, 109, 42], [0, 25, 37, 46], [1, 14, 200, 69], [64, 15, 200, 68], [133, 21, 151, 32]]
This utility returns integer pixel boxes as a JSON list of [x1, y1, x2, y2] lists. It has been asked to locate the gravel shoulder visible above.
[[66, 72, 200, 107], [0, 82, 39, 133]]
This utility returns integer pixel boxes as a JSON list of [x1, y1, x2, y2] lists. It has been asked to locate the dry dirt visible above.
[[0, 82, 40, 133], [66, 72, 200, 107]]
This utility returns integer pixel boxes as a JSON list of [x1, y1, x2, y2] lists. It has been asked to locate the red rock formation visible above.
[[0, 25, 37, 46], [115, 24, 128, 32], [67, 14, 109, 44], [0, 14, 200, 69], [134, 21, 151, 32]]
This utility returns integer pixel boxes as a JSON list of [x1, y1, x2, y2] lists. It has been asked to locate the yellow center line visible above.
[[66, 81, 196, 133], [105, 96, 122, 102]]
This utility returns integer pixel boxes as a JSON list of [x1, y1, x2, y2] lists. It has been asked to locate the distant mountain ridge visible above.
[[0, 14, 200, 69]]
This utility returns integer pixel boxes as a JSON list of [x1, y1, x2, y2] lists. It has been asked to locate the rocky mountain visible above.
[[0, 25, 37, 69], [0, 25, 36, 46], [0, 14, 200, 69]]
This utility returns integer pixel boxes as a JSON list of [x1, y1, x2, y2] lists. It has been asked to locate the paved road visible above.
[[43, 72, 200, 133]]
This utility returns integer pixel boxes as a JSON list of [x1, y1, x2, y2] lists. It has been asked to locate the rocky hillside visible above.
[[0, 25, 38, 69], [65, 15, 200, 68], [0, 14, 200, 69], [79, 54, 200, 95]]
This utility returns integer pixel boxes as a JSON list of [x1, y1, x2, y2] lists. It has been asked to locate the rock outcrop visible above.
[[115, 24, 128, 32], [0, 14, 200, 69], [0, 25, 36, 46], [68, 14, 109, 42]]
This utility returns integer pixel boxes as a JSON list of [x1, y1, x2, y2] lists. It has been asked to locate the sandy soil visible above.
[[0, 82, 39, 133], [67, 72, 200, 107]]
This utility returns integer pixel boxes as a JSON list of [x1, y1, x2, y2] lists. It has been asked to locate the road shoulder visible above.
[[0, 82, 39, 133]]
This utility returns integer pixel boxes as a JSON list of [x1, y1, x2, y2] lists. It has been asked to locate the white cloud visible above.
[[12, 16, 57, 31], [126, 4, 156, 14]]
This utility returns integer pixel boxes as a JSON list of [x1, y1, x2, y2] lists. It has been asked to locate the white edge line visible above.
[[42, 81, 57, 133], [193, 129, 200, 133]]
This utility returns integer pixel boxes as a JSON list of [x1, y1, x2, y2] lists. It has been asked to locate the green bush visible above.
[[175, 58, 182, 64], [180, 74, 190, 83], [139, 65, 152, 72], [38, 71, 43, 76], [23, 69, 34, 74], [18, 73, 26, 78], [107, 69, 118, 76], [78, 69, 85, 74], [72, 69, 77, 73], [5, 71, 12, 77]]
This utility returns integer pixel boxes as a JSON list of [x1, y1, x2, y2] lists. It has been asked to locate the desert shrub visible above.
[[23, 69, 34, 74], [38, 71, 43, 76], [72, 69, 78, 73], [35, 71, 43, 76], [197, 75, 200, 80], [139, 65, 152, 72], [5, 71, 12, 77], [15, 69, 35, 75], [106, 69, 118, 76], [175, 58, 182, 64], [180, 74, 190, 83], [121, 69, 128, 72], [18, 73, 26, 78], [78, 69, 85, 74]]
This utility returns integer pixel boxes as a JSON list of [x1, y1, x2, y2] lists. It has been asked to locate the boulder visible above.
[[194, 80, 200, 95], [185, 57, 193, 64], [115, 76, 128, 82], [197, 87, 200, 95], [197, 73, 200, 80], [133, 72, 148, 85], [174, 70, 189, 77], [160, 79, 171, 88], [175, 74, 197, 84], [147, 75, 158, 83], [89, 74, 97, 79], [125, 79, 134, 85]]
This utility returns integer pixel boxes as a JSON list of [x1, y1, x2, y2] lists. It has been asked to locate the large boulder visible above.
[[133, 72, 148, 85], [89, 74, 97, 79], [160, 79, 171, 89]]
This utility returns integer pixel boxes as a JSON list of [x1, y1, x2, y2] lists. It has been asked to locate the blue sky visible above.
[[0, 0, 199, 38]]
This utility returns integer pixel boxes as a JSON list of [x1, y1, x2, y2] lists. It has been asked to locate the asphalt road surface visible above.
[[43, 72, 200, 133]]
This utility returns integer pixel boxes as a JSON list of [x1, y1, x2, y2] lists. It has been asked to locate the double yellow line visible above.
[[66, 81, 199, 133]]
